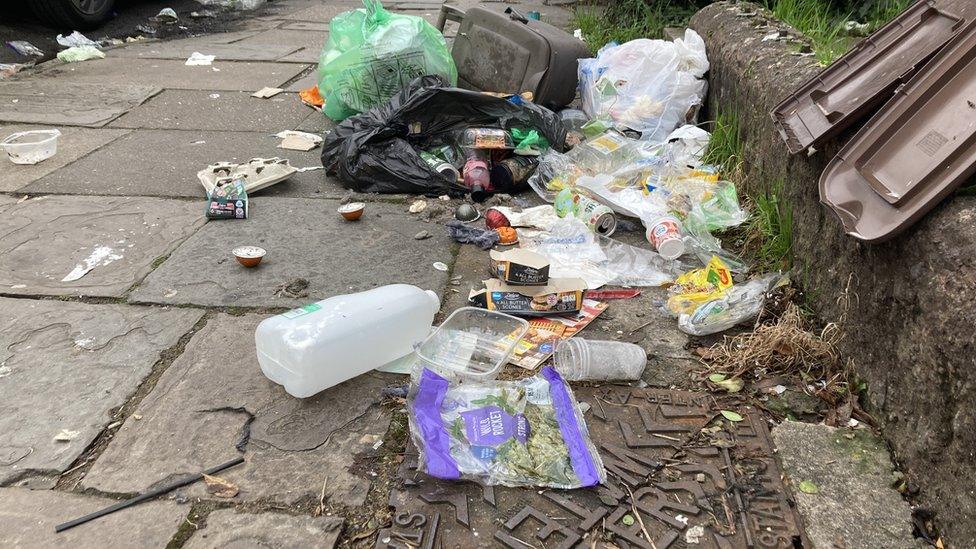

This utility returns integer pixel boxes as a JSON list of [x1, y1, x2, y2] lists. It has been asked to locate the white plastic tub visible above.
[[0, 129, 61, 165]]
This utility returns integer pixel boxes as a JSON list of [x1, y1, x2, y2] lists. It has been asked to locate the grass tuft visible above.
[[746, 178, 793, 272], [571, 0, 702, 54], [702, 110, 743, 175]]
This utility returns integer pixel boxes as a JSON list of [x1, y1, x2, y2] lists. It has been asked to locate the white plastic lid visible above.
[[656, 237, 685, 260]]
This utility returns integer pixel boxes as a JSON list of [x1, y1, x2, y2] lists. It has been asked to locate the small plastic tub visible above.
[[0, 129, 61, 165], [415, 307, 529, 381]]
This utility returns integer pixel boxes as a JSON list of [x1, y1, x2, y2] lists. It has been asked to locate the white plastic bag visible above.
[[522, 219, 682, 288], [579, 30, 709, 142]]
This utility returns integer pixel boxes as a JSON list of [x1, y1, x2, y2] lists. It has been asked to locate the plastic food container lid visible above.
[[460, 128, 514, 149], [415, 307, 529, 380]]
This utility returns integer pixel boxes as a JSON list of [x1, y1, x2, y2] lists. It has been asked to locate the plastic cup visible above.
[[553, 338, 647, 381], [647, 216, 685, 260]]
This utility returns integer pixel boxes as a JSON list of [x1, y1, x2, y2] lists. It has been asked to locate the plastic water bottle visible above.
[[255, 284, 440, 398]]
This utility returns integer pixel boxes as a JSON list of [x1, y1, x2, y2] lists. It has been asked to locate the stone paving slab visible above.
[[281, 21, 332, 32], [772, 421, 915, 548], [0, 195, 205, 298], [295, 110, 335, 133], [131, 198, 453, 308], [0, 488, 186, 549], [83, 313, 393, 508], [184, 509, 343, 549], [236, 29, 330, 64], [110, 41, 302, 62], [280, 3, 365, 22], [285, 70, 318, 92], [22, 130, 336, 199], [0, 81, 159, 128], [107, 90, 310, 132], [33, 58, 309, 92], [0, 125, 130, 192], [0, 298, 202, 486]]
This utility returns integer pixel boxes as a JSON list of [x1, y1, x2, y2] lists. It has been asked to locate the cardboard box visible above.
[[489, 249, 550, 285], [469, 278, 587, 317]]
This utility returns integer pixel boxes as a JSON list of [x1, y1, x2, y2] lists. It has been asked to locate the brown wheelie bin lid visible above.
[[772, 0, 964, 155], [819, 17, 976, 242]]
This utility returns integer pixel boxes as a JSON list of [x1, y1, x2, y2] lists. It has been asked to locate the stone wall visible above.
[[689, 2, 976, 544]]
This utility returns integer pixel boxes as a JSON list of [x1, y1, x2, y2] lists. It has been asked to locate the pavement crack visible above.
[[251, 405, 376, 454], [194, 406, 254, 453]]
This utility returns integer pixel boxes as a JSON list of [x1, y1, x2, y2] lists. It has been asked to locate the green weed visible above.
[[702, 110, 744, 175], [571, 0, 702, 53], [746, 179, 794, 272], [764, 0, 912, 65]]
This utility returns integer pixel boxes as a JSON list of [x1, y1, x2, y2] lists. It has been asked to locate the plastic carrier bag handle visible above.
[[363, 0, 392, 28]]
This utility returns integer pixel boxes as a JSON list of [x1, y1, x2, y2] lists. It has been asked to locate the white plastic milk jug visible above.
[[255, 284, 440, 398]]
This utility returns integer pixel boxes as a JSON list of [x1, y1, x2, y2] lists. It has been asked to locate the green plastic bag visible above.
[[317, 0, 457, 121]]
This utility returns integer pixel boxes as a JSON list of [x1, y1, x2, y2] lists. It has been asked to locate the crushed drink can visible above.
[[554, 188, 617, 236]]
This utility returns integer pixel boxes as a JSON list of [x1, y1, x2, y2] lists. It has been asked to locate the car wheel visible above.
[[31, 0, 116, 30]]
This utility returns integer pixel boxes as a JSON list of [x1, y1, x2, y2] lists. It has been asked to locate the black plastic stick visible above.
[[54, 456, 245, 533]]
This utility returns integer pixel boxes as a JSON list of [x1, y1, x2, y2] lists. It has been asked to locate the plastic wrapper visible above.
[[322, 75, 566, 195], [578, 30, 708, 142], [522, 219, 682, 288], [317, 0, 457, 121], [678, 273, 787, 335], [408, 367, 606, 488], [527, 150, 585, 202], [667, 256, 733, 315]]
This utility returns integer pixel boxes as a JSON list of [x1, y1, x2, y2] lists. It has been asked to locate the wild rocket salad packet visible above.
[[408, 367, 606, 488]]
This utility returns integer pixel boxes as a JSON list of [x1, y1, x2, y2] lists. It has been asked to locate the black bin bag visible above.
[[321, 75, 567, 195]]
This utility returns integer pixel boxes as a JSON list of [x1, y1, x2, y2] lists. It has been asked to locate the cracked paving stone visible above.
[[0, 298, 203, 487], [0, 194, 205, 298], [0, 81, 159, 127], [0, 488, 185, 548], [183, 509, 343, 549], [379, 388, 805, 548], [83, 313, 393, 507], [130, 198, 453, 308]]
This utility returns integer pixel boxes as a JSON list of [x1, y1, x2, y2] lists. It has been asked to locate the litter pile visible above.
[[244, 0, 789, 496]]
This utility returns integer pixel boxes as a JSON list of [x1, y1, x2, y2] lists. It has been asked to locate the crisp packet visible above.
[[408, 367, 606, 488], [667, 255, 733, 315]]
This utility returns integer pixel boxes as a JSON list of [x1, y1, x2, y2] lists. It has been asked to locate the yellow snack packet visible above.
[[667, 256, 734, 315]]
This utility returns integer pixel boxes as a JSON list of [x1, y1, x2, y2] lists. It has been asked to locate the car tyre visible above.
[[31, 0, 116, 30]]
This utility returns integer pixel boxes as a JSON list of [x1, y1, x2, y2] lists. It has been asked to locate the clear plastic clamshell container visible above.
[[415, 307, 529, 381]]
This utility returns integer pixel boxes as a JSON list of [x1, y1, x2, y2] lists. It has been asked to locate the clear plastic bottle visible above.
[[255, 284, 440, 398]]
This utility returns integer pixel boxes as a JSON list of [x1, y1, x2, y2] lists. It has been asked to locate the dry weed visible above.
[[704, 302, 841, 381]]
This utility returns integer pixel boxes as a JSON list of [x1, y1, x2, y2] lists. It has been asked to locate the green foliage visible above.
[[571, 0, 704, 53], [764, 0, 912, 65], [702, 110, 743, 174], [748, 178, 794, 272]]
